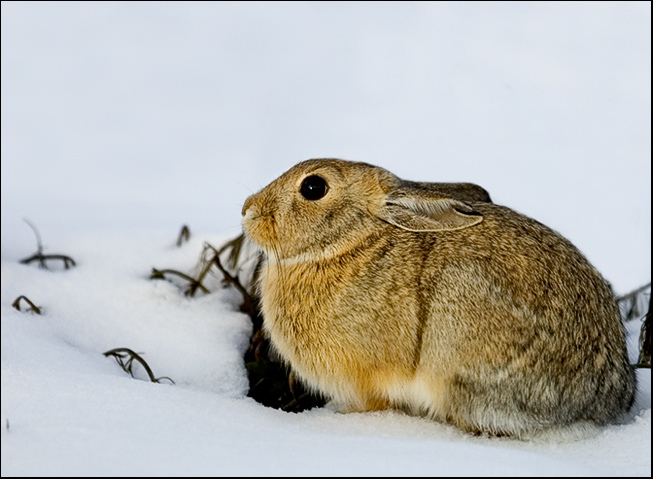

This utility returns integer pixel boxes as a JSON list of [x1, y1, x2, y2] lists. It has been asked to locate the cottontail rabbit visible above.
[[241, 158, 635, 436]]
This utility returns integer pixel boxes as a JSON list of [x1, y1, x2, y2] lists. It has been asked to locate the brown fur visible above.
[[241, 158, 635, 436]]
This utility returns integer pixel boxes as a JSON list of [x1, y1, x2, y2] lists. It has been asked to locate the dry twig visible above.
[[176, 225, 191, 247], [150, 268, 210, 296], [18, 220, 76, 270], [103, 348, 174, 384], [11, 296, 42, 314], [617, 282, 651, 322]]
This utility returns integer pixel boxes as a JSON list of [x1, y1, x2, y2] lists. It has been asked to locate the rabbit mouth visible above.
[[242, 210, 277, 250]]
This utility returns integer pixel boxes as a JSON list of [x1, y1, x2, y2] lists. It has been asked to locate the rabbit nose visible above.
[[242, 195, 255, 216]]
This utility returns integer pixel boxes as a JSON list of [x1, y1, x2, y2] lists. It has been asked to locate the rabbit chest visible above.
[[257, 236, 441, 409]]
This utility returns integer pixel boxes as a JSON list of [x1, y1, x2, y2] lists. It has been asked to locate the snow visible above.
[[1, 2, 650, 476]]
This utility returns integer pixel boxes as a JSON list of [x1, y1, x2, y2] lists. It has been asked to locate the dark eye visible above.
[[300, 175, 328, 200]]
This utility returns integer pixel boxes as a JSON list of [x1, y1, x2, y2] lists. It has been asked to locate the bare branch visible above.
[[103, 348, 174, 384], [617, 282, 651, 322], [11, 296, 42, 314], [617, 282, 651, 303], [150, 268, 209, 296], [23, 218, 43, 254], [176, 225, 191, 247], [19, 220, 76, 270]]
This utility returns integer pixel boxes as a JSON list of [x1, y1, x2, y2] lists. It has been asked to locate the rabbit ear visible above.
[[400, 180, 492, 203], [379, 188, 483, 232]]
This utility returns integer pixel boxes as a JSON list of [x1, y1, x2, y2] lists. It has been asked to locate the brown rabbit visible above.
[[241, 158, 635, 437]]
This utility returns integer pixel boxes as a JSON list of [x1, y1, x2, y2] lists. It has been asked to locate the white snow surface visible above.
[[1, 2, 650, 476]]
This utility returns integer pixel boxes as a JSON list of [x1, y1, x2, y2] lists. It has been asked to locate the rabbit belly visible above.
[[381, 373, 450, 418]]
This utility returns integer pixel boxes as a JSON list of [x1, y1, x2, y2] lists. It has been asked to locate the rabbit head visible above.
[[242, 158, 484, 260]]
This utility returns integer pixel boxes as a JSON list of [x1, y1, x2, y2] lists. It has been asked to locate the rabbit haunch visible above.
[[241, 158, 635, 436]]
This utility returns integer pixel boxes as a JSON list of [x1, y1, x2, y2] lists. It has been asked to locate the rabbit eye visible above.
[[300, 175, 328, 201]]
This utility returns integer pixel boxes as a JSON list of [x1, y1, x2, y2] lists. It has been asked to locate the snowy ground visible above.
[[1, 2, 650, 476]]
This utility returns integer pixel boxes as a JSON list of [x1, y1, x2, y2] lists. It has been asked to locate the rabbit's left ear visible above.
[[378, 188, 483, 232]]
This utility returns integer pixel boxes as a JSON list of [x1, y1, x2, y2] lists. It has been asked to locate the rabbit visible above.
[[241, 158, 636, 437]]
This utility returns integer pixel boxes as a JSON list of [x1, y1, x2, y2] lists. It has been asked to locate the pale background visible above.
[[1, 2, 650, 475]]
